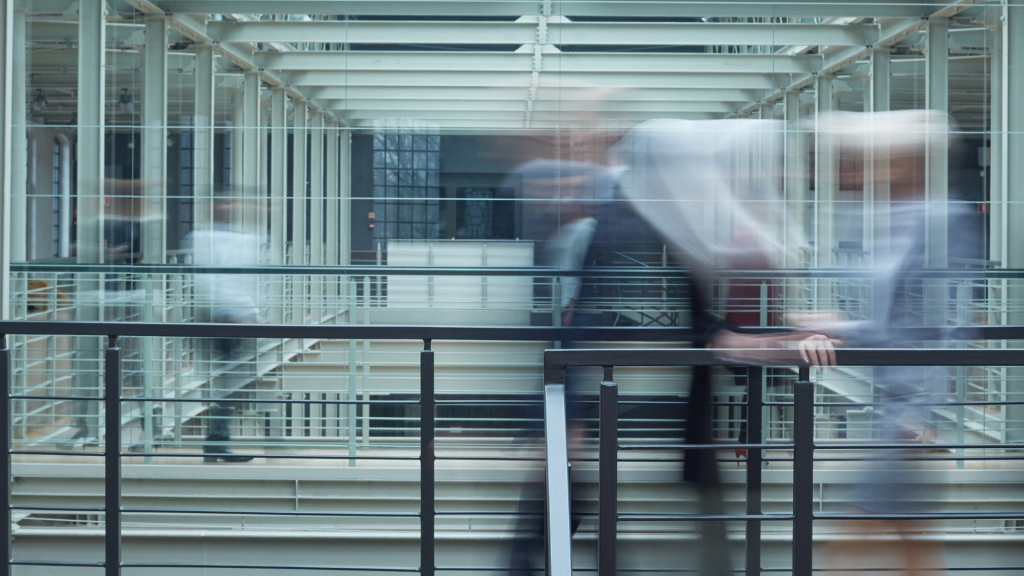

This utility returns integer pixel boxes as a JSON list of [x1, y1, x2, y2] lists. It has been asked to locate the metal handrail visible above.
[[542, 346, 1024, 576], [17, 262, 1024, 279], [3, 322, 1024, 576]]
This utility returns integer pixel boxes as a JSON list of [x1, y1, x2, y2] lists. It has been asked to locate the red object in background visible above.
[[368, 222, 375, 229], [978, 202, 989, 214]]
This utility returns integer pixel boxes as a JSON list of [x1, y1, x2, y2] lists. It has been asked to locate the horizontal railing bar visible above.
[[814, 400, 1024, 407], [17, 262, 1024, 280], [10, 560, 105, 567], [763, 568, 1024, 573], [547, 347, 1024, 369], [11, 450, 104, 457], [619, 513, 794, 521], [815, 442, 1024, 450], [5, 322, 1024, 344], [121, 396, 419, 406], [814, 455, 1024, 461], [0, 321, 690, 342], [435, 511, 539, 516], [118, 452, 418, 461], [620, 443, 792, 450], [121, 507, 419, 518], [817, 512, 1024, 520], [10, 505, 106, 512], [8, 394, 101, 402], [120, 563, 419, 572]]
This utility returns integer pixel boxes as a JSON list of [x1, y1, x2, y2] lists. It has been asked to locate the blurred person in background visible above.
[[187, 187, 264, 463], [506, 115, 840, 575], [796, 110, 977, 575], [613, 118, 839, 575]]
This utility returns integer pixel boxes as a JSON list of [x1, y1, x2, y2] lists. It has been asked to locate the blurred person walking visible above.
[[187, 188, 264, 463]]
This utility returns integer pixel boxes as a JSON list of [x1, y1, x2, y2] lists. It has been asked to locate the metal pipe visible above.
[[598, 368, 617, 576], [792, 367, 813, 576], [420, 340, 435, 576], [104, 335, 121, 576]]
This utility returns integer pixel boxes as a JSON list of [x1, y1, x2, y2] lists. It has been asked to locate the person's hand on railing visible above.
[[708, 330, 841, 367]]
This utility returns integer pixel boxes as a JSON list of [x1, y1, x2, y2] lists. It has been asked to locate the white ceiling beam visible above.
[[733, 1, 979, 117], [121, 0, 340, 122], [281, 70, 782, 90], [154, 0, 946, 19], [342, 109, 717, 121], [258, 50, 817, 75], [323, 98, 738, 113], [308, 85, 760, 102], [207, 20, 878, 47]]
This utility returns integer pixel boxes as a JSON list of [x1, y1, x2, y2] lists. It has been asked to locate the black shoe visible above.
[[203, 445, 254, 463]]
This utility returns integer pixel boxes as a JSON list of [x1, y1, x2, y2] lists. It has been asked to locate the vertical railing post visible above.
[[1, 335, 11, 576], [745, 367, 763, 576], [544, 374, 572, 576], [105, 335, 121, 576], [348, 279, 357, 466], [792, 366, 814, 576], [599, 367, 617, 576], [420, 339, 435, 576]]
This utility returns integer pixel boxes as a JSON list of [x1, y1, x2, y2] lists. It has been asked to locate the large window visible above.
[[50, 138, 60, 258], [372, 127, 441, 240]]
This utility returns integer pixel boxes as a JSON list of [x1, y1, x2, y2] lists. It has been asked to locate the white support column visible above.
[[989, 24, 1005, 268], [230, 90, 244, 227], [193, 43, 216, 233], [867, 48, 891, 262], [75, 0, 107, 439], [142, 15, 167, 265], [814, 75, 836, 271], [326, 121, 339, 319], [758, 100, 773, 120], [0, 0, 13, 318], [309, 111, 324, 321], [242, 71, 261, 234], [784, 89, 807, 269], [925, 18, 949, 328], [340, 128, 352, 268], [925, 18, 949, 270], [339, 127, 352, 323], [1004, 2, 1024, 442], [8, 5, 24, 317], [291, 101, 308, 323], [269, 87, 287, 324], [141, 15, 169, 462]]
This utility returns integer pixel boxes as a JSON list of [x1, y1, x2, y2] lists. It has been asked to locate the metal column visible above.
[[814, 74, 836, 273], [75, 0, 107, 440], [598, 369, 617, 576], [270, 89, 287, 326], [783, 89, 807, 269], [242, 71, 261, 233], [925, 18, 950, 327], [231, 90, 244, 225], [141, 15, 169, 464], [309, 112, 324, 321], [142, 15, 168, 266], [193, 43, 216, 233], [9, 6, 23, 285], [867, 48, 891, 260], [326, 122, 339, 319], [1004, 3, 1024, 441], [104, 336, 122, 576], [792, 368, 814, 576], [291, 101, 308, 322], [0, 0, 14, 319], [420, 340, 435, 576]]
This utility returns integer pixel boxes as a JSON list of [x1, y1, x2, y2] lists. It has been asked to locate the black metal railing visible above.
[[3, 320, 1024, 574], [0, 320, 689, 575], [542, 345, 1024, 576]]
